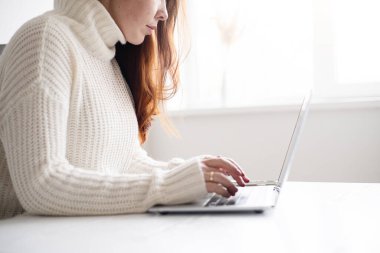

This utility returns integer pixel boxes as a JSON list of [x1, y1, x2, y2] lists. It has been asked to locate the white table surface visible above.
[[0, 182, 379, 253]]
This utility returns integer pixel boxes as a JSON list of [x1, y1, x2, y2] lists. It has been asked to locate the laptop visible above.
[[148, 91, 312, 214]]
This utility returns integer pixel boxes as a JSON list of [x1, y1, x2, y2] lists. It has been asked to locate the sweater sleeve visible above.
[[129, 146, 189, 174], [0, 19, 207, 216]]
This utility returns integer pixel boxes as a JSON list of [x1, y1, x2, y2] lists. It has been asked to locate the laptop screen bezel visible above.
[[276, 91, 312, 188]]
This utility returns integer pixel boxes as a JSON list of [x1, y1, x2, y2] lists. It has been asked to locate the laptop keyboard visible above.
[[204, 184, 279, 207], [205, 191, 247, 207]]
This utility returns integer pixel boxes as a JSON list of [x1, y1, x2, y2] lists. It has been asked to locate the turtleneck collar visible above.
[[54, 0, 126, 61]]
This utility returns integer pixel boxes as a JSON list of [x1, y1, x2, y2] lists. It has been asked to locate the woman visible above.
[[0, 0, 250, 219]]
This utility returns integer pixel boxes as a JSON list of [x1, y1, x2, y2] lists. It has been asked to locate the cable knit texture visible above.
[[0, 0, 207, 219]]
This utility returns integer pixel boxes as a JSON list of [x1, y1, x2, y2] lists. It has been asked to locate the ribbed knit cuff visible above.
[[157, 157, 208, 205]]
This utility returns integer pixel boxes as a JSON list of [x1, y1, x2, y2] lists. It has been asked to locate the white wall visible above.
[[144, 101, 380, 183], [0, 0, 53, 43]]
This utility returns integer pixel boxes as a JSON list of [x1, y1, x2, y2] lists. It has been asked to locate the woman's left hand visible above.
[[200, 155, 251, 198]]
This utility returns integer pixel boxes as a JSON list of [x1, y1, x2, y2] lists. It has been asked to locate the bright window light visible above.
[[332, 0, 380, 85], [168, 0, 313, 110], [167, 0, 380, 111]]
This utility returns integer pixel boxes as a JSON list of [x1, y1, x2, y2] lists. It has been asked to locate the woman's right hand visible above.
[[200, 156, 251, 198]]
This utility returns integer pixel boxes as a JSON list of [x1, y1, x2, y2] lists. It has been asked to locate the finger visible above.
[[202, 165, 230, 177], [230, 173, 246, 187], [206, 182, 231, 198], [202, 163, 236, 181], [225, 158, 251, 183], [218, 168, 230, 176], [224, 157, 249, 180], [224, 157, 244, 174], [206, 171, 238, 195], [203, 158, 246, 186], [203, 158, 242, 176]]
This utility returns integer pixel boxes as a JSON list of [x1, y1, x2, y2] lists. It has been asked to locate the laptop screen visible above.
[[277, 91, 312, 188]]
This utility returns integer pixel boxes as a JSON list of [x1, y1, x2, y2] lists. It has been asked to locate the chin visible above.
[[127, 36, 146, 46]]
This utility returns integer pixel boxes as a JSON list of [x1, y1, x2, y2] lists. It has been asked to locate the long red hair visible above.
[[115, 0, 184, 144]]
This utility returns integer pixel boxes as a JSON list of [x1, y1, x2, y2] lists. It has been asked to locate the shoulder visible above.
[[0, 12, 80, 110], [0, 11, 80, 81], [4, 11, 77, 57]]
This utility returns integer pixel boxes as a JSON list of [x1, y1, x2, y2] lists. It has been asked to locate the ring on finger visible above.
[[209, 171, 215, 182]]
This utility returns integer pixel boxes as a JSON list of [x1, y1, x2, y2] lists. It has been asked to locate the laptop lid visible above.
[[276, 91, 312, 188]]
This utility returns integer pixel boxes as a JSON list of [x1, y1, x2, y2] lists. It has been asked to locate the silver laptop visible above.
[[148, 91, 312, 214]]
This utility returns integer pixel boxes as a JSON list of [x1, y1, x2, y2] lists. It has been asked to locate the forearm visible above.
[[7, 158, 206, 216]]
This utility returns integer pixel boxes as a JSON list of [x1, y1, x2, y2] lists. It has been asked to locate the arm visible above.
[[0, 19, 207, 216], [129, 146, 188, 174]]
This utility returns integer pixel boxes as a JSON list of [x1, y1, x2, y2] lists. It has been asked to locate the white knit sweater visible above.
[[0, 0, 207, 219]]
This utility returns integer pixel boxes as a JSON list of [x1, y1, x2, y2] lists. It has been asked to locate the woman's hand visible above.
[[200, 156, 251, 198]]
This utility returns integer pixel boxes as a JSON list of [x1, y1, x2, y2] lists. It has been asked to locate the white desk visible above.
[[0, 182, 379, 253]]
